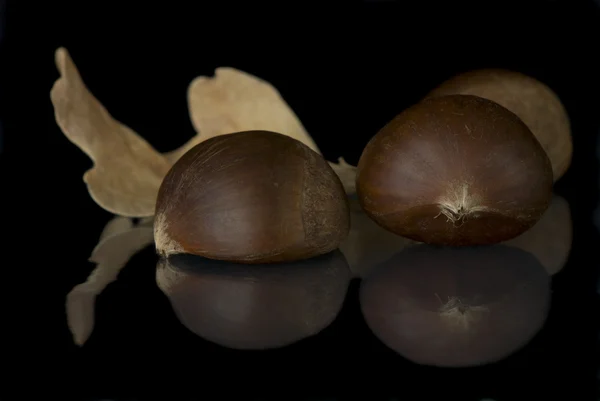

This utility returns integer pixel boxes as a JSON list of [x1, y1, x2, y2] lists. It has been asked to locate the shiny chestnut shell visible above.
[[356, 95, 553, 246], [154, 130, 350, 263]]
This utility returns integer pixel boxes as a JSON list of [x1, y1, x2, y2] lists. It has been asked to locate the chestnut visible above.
[[356, 95, 553, 246], [360, 244, 551, 367], [156, 250, 351, 349], [154, 130, 350, 263], [428, 69, 572, 181]]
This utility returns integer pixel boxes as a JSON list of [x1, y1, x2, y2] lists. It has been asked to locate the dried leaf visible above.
[[328, 157, 357, 195], [50, 47, 171, 217], [52, 48, 354, 218], [99, 215, 134, 241], [65, 220, 154, 345], [166, 67, 321, 163]]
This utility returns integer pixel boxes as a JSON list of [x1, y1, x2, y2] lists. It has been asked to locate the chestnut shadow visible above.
[[156, 250, 352, 350]]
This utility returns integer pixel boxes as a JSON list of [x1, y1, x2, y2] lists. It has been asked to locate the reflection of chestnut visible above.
[[356, 95, 553, 246], [360, 245, 550, 367], [156, 250, 351, 350], [154, 130, 350, 263], [428, 69, 572, 181]]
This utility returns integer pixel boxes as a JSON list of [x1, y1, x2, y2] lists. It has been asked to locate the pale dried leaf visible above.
[[328, 157, 357, 195], [99, 216, 134, 241], [66, 223, 154, 345], [50, 47, 171, 217], [166, 67, 320, 163]]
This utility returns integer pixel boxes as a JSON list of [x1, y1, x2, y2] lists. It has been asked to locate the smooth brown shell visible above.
[[156, 250, 351, 349], [428, 69, 572, 181], [155, 130, 350, 263], [356, 95, 553, 246], [360, 244, 551, 367]]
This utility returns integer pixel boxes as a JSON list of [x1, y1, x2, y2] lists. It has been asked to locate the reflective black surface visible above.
[[53, 192, 590, 399], [50, 196, 598, 401], [3, 1, 599, 400]]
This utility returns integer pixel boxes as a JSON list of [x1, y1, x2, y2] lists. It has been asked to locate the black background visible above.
[[1, 1, 599, 400]]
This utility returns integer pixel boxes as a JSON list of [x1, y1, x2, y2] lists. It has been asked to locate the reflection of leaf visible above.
[[98, 216, 134, 241], [65, 218, 154, 346], [50, 48, 171, 217]]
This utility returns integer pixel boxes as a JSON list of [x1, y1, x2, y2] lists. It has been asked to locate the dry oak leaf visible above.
[[50, 47, 171, 217], [328, 157, 357, 196], [51, 47, 356, 220], [166, 67, 319, 162]]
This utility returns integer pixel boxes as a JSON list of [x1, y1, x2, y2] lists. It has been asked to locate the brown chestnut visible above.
[[156, 250, 351, 349], [360, 244, 551, 367], [428, 69, 572, 181], [356, 95, 553, 246], [154, 130, 350, 263]]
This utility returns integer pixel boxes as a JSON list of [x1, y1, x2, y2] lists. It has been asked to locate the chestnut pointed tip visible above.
[[438, 299, 490, 331]]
